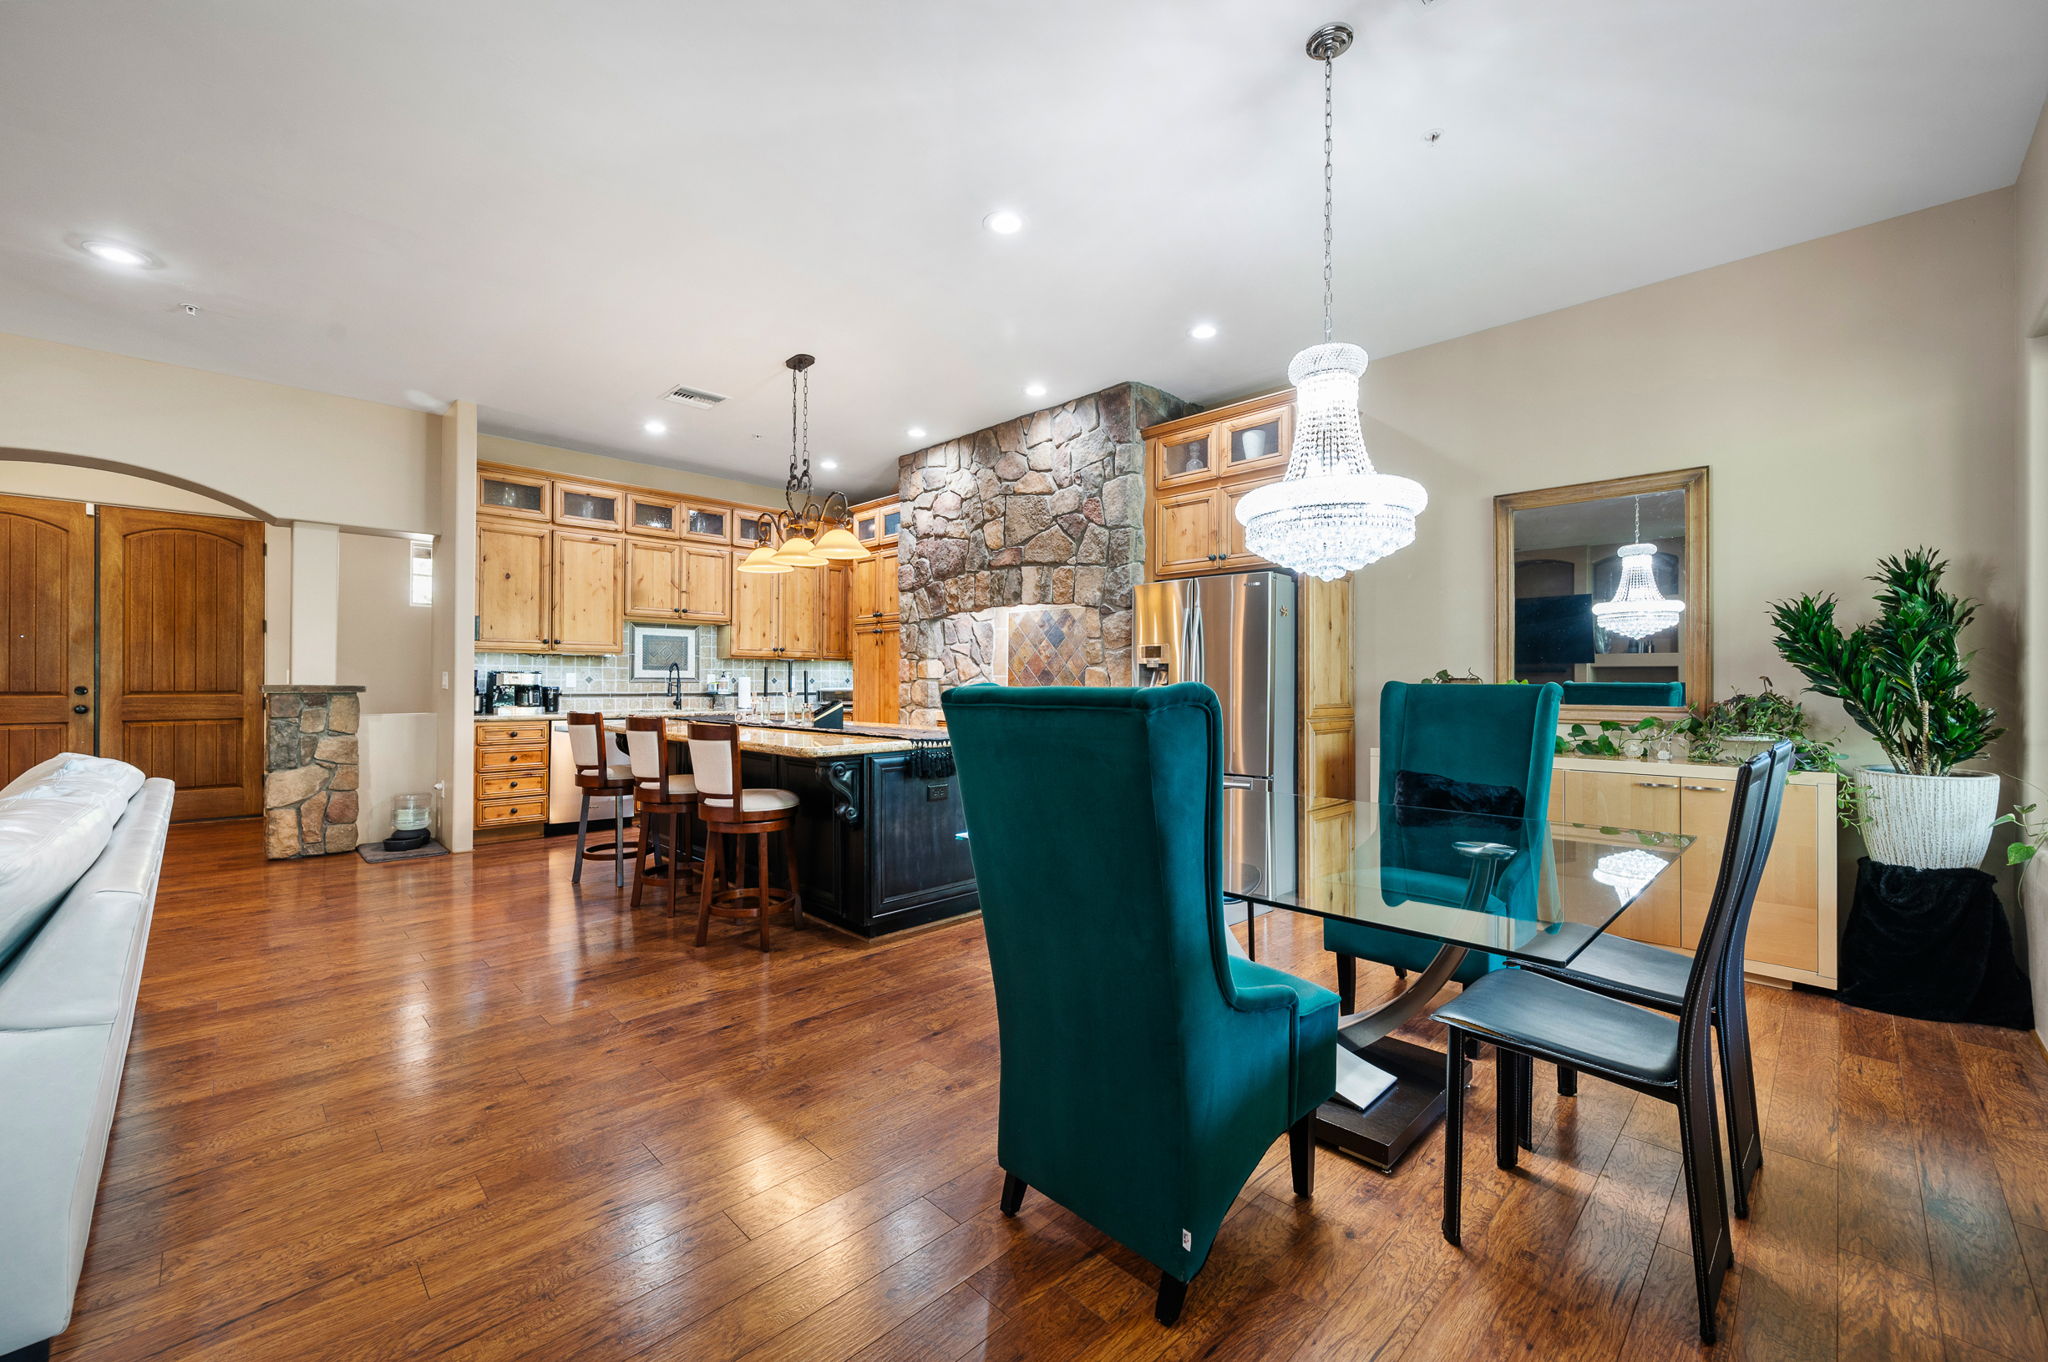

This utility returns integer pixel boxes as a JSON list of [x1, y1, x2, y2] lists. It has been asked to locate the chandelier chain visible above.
[[1322, 51, 1334, 345]]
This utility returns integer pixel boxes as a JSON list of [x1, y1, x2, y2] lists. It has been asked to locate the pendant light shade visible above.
[[1235, 343, 1427, 580], [772, 535, 828, 567], [737, 543, 792, 575], [1232, 23, 1425, 582], [814, 526, 870, 560], [1591, 498, 1685, 640]]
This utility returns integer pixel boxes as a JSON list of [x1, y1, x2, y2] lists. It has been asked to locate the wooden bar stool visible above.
[[624, 715, 698, 915], [566, 711, 637, 887], [685, 722, 802, 951]]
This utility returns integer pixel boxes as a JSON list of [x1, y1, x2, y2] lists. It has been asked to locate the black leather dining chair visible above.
[[1518, 746, 1794, 1218], [1432, 742, 1791, 1345]]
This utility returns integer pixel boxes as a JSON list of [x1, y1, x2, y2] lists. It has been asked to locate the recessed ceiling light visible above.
[[907, 426, 927, 440], [1189, 322, 1219, 340], [79, 239, 156, 268], [643, 419, 668, 436], [983, 210, 1025, 235], [820, 458, 839, 471], [1024, 382, 1048, 399]]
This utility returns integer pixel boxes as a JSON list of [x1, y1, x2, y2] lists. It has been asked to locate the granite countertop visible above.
[[557, 714, 917, 756]]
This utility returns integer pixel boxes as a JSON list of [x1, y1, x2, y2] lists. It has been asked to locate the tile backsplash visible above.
[[478, 623, 852, 708]]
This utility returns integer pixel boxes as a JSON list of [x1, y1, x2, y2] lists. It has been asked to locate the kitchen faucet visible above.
[[666, 661, 684, 710]]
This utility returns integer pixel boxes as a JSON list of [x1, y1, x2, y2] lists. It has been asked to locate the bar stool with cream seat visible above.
[[624, 715, 699, 914], [686, 721, 802, 951], [566, 711, 637, 887]]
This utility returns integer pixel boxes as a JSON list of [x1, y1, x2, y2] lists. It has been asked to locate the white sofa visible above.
[[0, 755, 170, 1361]]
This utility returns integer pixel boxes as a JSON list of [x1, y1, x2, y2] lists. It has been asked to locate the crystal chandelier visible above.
[[1590, 496, 1684, 640], [1235, 23, 1426, 582], [737, 354, 871, 574]]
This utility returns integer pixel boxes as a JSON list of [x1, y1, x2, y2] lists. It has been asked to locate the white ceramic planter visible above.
[[1856, 766, 2001, 870]]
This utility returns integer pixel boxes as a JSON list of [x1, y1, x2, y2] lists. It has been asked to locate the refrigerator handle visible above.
[[1183, 596, 1204, 688], [1221, 776, 1254, 790]]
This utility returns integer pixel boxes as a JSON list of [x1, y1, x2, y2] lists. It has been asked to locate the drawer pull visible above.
[[1635, 781, 1678, 789], [1683, 785, 1723, 792]]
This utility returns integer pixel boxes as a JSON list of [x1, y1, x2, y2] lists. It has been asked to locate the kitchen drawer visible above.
[[477, 796, 547, 826], [477, 745, 547, 772], [479, 773, 548, 798], [477, 720, 554, 747]]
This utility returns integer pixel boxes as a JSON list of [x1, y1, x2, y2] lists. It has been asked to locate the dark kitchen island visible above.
[[670, 719, 979, 939]]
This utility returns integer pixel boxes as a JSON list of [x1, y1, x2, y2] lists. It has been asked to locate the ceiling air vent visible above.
[[662, 383, 729, 409]]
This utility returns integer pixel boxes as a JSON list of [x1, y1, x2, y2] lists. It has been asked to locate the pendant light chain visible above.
[[1634, 496, 1642, 542], [800, 367, 811, 491], [787, 364, 801, 489], [1322, 50, 1335, 345]]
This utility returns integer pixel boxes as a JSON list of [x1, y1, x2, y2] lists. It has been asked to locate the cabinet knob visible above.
[[73, 704, 90, 714]]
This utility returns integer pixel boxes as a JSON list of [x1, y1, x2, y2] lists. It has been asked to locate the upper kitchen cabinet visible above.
[[626, 492, 680, 537], [1143, 390, 1293, 579], [553, 480, 624, 531], [733, 510, 771, 550], [550, 531, 624, 653], [728, 564, 846, 659], [626, 538, 732, 623], [477, 520, 551, 650], [478, 466, 552, 522], [680, 503, 732, 544], [852, 496, 901, 547], [850, 548, 900, 624]]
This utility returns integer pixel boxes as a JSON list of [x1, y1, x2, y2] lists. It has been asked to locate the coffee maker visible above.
[[486, 670, 546, 715]]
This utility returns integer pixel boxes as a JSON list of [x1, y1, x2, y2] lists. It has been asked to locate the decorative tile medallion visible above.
[[1004, 606, 1090, 686]]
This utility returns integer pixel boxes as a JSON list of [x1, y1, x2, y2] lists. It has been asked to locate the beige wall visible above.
[[478, 433, 786, 509], [2015, 96, 2048, 1045], [1350, 190, 2022, 781], [0, 331, 438, 533], [337, 532, 437, 714]]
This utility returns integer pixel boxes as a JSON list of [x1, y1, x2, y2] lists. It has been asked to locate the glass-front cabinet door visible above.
[[682, 503, 731, 544], [627, 493, 679, 536], [554, 480, 623, 530], [1153, 432, 1217, 486], [1221, 407, 1291, 477], [734, 512, 768, 547], [479, 469, 551, 521]]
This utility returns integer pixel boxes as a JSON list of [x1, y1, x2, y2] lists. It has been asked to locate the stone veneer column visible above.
[[894, 381, 1191, 725], [262, 684, 365, 859]]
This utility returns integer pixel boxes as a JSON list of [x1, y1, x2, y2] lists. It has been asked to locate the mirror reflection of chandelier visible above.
[[736, 354, 872, 574], [1591, 495, 1684, 640], [1593, 848, 1668, 904]]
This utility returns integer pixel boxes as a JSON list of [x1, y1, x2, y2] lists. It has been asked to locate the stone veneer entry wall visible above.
[[895, 382, 1189, 726], [263, 684, 364, 859]]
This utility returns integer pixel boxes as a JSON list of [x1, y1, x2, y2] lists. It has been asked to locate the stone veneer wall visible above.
[[263, 684, 364, 859], [895, 382, 1190, 726]]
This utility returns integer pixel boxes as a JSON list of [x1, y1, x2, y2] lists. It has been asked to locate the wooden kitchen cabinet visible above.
[[553, 480, 623, 531], [682, 546, 731, 621], [1554, 756, 1838, 987], [850, 548, 900, 623], [728, 564, 837, 658], [625, 537, 683, 617], [852, 496, 901, 547], [626, 537, 733, 623], [550, 531, 623, 654], [626, 492, 681, 537], [822, 562, 852, 659], [852, 624, 901, 724], [478, 467, 552, 522], [476, 519, 551, 651], [1142, 391, 1293, 579]]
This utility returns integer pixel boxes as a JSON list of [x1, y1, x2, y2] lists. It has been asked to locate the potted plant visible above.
[[1770, 549, 2004, 869]]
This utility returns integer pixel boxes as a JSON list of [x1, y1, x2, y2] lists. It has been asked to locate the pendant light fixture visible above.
[[1591, 496, 1685, 640], [737, 354, 871, 574], [1234, 22, 1427, 582]]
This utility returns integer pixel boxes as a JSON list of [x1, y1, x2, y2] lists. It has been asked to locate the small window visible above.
[[409, 540, 434, 607]]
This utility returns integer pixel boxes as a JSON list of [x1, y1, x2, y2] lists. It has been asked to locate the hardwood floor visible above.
[[58, 818, 2048, 1360]]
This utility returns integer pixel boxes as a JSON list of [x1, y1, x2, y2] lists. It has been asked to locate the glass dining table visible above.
[[1225, 798, 1695, 1172]]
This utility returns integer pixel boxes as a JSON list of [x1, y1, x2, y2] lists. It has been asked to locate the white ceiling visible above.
[[1, 1, 2043, 498]]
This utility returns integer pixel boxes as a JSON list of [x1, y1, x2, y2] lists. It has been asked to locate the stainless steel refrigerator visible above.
[[1134, 571, 1297, 903]]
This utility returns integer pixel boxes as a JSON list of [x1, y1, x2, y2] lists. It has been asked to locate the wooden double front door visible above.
[[0, 495, 265, 820]]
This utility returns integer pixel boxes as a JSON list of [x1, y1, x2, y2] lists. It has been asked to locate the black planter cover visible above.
[[1839, 859, 2034, 1029]]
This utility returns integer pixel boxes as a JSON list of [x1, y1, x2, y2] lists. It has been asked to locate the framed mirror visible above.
[[1494, 467, 1709, 720]]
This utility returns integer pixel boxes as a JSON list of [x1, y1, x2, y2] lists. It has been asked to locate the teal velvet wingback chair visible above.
[[1328, 681, 1563, 1011], [942, 683, 1338, 1327]]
